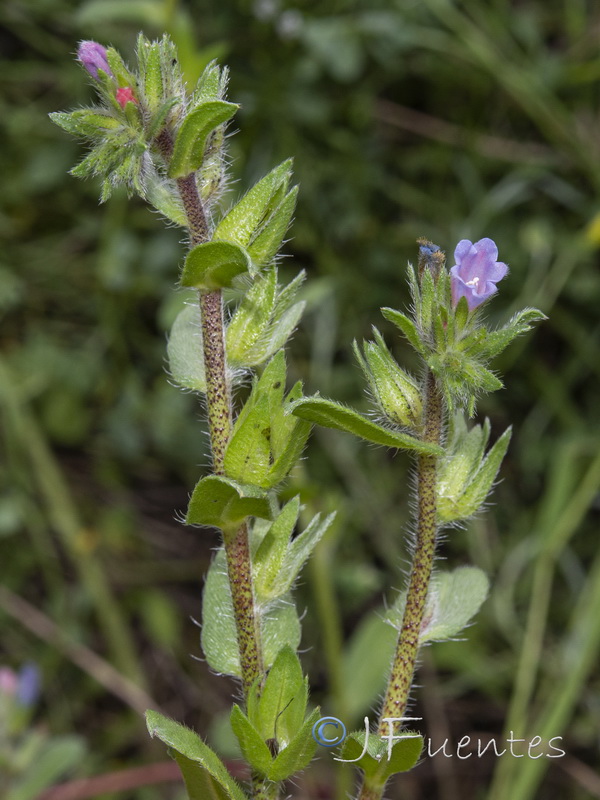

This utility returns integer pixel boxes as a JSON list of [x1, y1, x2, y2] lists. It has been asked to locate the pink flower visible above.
[[77, 41, 112, 80], [450, 238, 508, 311], [116, 87, 137, 108]]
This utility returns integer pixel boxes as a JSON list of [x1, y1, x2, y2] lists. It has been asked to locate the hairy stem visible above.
[[378, 371, 442, 725], [357, 370, 443, 800], [223, 521, 264, 696], [169, 156, 264, 698]]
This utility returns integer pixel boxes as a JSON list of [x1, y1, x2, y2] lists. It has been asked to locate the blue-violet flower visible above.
[[77, 41, 112, 80], [450, 238, 508, 310]]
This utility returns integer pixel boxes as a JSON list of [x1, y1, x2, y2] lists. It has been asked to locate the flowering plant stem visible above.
[[358, 370, 443, 800], [161, 134, 265, 700]]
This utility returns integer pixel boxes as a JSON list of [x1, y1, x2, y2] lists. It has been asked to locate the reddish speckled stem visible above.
[[357, 370, 443, 800], [160, 133, 264, 698], [377, 370, 443, 729]]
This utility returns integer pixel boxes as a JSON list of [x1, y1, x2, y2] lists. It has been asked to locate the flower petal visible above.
[[487, 260, 508, 283], [454, 239, 474, 263], [473, 237, 498, 264]]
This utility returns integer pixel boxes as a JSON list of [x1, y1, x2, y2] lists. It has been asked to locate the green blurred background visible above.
[[1, 1, 599, 798]]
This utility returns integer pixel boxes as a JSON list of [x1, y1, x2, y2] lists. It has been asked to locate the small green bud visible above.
[[355, 329, 422, 428]]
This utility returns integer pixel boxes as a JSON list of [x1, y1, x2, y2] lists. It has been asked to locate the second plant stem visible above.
[[358, 370, 443, 800]]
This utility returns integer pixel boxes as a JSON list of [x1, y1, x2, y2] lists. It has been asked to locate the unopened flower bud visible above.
[[77, 41, 112, 80], [116, 87, 137, 108]]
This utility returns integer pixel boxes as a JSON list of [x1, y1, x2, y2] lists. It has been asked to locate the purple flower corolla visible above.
[[77, 41, 112, 80], [450, 238, 508, 311]]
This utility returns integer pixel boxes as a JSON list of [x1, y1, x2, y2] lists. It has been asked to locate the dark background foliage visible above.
[[1, 1, 599, 799]]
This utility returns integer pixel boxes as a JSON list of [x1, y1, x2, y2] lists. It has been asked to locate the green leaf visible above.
[[277, 511, 335, 595], [214, 160, 293, 248], [339, 729, 422, 783], [267, 707, 320, 781], [227, 265, 305, 367], [254, 497, 300, 602], [105, 46, 137, 88], [479, 307, 547, 360], [266, 412, 311, 486], [192, 60, 224, 106], [340, 610, 398, 722], [262, 595, 302, 669], [289, 397, 443, 455], [476, 365, 504, 392], [256, 646, 306, 746], [224, 352, 308, 489], [247, 186, 298, 266], [186, 475, 272, 529], [140, 41, 163, 113], [146, 96, 181, 141], [146, 710, 247, 800], [227, 268, 306, 368], [169, 100, 238, 178], [181, 241, 252, 291], [145, 171, 187, 226], [437, 417, 490, 517], [422, 566, 490, 641], [201, 549, 243, 676], [223, 391, 273, 487], [387, 566, 489, 643], [454, 295, 470, 331], [197, 122, 226, 206], [202, 549, 300, 676], [49, 109, 122, 138], [262, 301, 305, 356], [230, 705, 273, 775], [227, 268, 278, 360], [167, 302, 206, 392], [457, 426, 512, 518]]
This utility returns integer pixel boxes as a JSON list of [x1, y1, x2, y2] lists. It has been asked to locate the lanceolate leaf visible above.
[[267, 707, 320, 781], [289, 397, 443, 455], [146, 710, 247, 800], [457, 427, 512, 516], [214, 160, 293, 248], [277, 512, 335, 595], [253, 498, 301, 601], [256, 646, 306, 746], [230, 706, 273, 775], [169, 100, 238, 178], [49, 109, 122, 137], [262, 596, 301, 668], [247, 186, 298, 266], [478, 307, 547, 359]]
